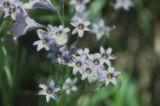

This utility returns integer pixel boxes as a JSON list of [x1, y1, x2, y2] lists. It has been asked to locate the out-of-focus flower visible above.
[[69, 55, 86, 75], [47, 25, 70, 46], [47, 46, 66, 64], [99, 67, 120, 86], [38, 80, 60, 102], [0, 0, 25, 20], [63, 78, 77, 94], [33, 29, 54, 51], [72, 10, 89, 21], [11, 13, 44, 40], [100, 47, 116, 66], [114, 0, 133, 11], [60, 50, 72, 65], [92, 19, 110, 40], [23, 0, 56, 11], [69, 0, 90, 12], [71, 18, 90, 38]]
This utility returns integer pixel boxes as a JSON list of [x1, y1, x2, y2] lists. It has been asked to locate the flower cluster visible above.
[[0, 0, 134, 103], [38, 78, 77, 102]]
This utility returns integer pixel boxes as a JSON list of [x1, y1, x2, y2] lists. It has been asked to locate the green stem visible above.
[[2, 46, 13, 87]]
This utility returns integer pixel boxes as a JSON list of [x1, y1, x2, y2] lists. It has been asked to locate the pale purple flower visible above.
[[0, 0, 25, 20], [100, 46, 116, 66], [88, 53, 104, 68], [81, 62, 98, 83], [60, 51, 72, 65], [38, 80, 60, 102], [72, 10, 89, 21], [47, 25, 70, 46], [114, 0, 133, 11], [69, 55, 86, 75], [92, 19, 110, 40], [98, 67, 120, 86], [69, 0, 90, 12], [71, 18, 90, 38], [63, 78, 77, 94], [11, 13, 44, 40], [33, 29, 55, 51], [47, 46, 67, 64], [23, 0, 56, 11]]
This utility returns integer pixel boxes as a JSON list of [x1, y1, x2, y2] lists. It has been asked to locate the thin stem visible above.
[[52, 1, 64, 25]]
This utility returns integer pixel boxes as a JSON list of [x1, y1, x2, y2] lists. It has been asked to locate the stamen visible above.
[[56, 52, 61, 57], [47, 89, 52, 94], [76, 62, 81, 67], [98, 27, 103, 33], [42, 40, 48, 44], [86, 68, 92, 74], [9, 8, 15, 13], [107, 73, 113, 79], [93, 59, 99, 65], [102, 53, 108, 59], [56, 30, 62, 36], [78, 24, 84, 30], [66, 83, 71, 88], [3, 2, 9, 8], [77, 0, 81, 4]]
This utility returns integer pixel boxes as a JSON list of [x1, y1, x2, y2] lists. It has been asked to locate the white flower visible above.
[[100, 46, 116, 66], [47, 46, 67, 64], [72, 10, 89, 21], [69, 0, 90, 12], [81, 62, 98, 83], [63, 78, 77, 94], [69, 55, 86, 75], [71, 18, 90, 38], [92, 19, 110, 40], [38, 80, 60, 102], [88, 53, 104, 67], [76, 48, 90, 56], [48, 25, 70, 46], [33, 29, 54, 51], [99, 67, 120, 86], [114, 0, 133, 11]]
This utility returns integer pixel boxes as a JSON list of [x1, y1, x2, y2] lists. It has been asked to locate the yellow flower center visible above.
[[77, 0, 81, 4], [63, 59, 68, 63], [76, 62, 81, 67], [42, 40, 48, 44], [47, 89, 52, 94], [86, 68, 91, 74], [56, 31, 62, 36], [98, 27, 103, 33], [10, 8, 15, 13], [66, 83, 71, 88], [3, 2, 9, 8], [56, 53, 61, 57], [107, 73, 113, 79], [93, 60, 99, 65], [102, 54, 108, 59], [78, 24, 84, 30]]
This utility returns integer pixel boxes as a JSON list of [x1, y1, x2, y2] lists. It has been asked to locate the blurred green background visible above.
[[0, 0, 160, 106]]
